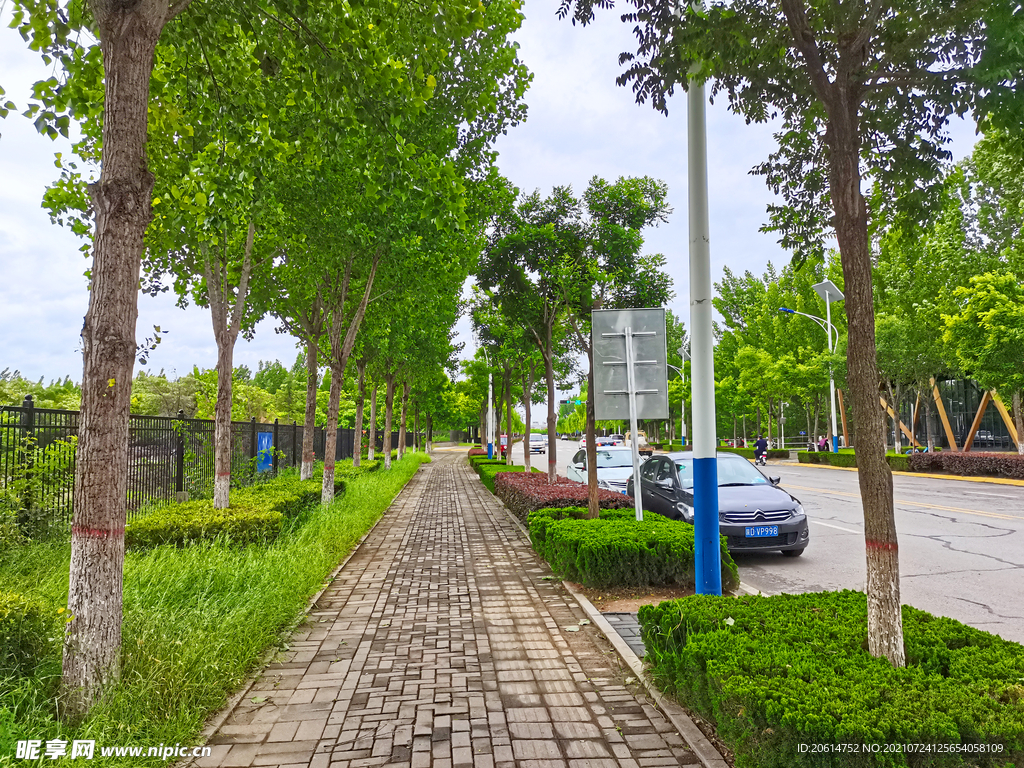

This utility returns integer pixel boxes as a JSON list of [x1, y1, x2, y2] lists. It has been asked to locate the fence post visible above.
[[292, 421, 297, 468], [19, 395, 35, 527], [250, 417, 257, 462], [273, 418, 280, 475], [174, 409, 188, 502]]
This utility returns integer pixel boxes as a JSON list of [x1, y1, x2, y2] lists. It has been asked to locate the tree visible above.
[[943, 272, 1024, 454], [6, 0, 513, 712], [557, 0, 1015, 666], [555, 176, 673, 517]]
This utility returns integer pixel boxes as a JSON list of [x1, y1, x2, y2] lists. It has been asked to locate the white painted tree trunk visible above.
[[321, 367, 342, 505], [368, 384, 377, 461], [383, 375, 395, 469]]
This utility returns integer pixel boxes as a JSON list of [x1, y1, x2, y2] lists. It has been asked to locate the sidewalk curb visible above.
[[479, 470, 731, 768], [176, 463, 431, 768], [562, 582, 730, 768]]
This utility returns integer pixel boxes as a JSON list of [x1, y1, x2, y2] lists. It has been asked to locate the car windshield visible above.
[[673, 457, 769, 489], [530, 434, 545, 441], [596, 451, 633, 469]]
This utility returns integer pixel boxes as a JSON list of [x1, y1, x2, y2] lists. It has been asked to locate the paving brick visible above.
[[192, 455, 702, 768]]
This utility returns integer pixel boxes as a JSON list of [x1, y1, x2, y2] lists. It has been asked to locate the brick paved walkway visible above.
[[197, 453, 700, 768]]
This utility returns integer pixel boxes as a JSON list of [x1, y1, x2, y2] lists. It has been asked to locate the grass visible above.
[[0, 454, 429, 766]]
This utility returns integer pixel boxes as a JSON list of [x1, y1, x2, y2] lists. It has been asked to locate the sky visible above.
[[0, 1, 980, 387]]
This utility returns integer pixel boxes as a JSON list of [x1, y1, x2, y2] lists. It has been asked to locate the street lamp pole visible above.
[[668, 346, 691, 449], [779, 279, 845, 453]]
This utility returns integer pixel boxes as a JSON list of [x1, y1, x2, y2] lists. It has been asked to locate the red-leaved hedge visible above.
[[909, 450, 1024, 479], [493, 472, 633, 523], [467, 448, 488, 457]]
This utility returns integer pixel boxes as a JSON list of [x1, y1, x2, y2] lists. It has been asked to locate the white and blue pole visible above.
[[688, 70, 721, 595]]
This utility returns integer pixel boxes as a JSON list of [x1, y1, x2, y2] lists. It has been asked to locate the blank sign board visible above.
[[592, 308, 669, 421]]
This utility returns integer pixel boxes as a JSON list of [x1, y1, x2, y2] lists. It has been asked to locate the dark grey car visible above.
[[625, 451, 810, 556]]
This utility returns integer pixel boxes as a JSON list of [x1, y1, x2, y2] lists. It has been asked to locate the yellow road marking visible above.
[[786, 484, 1022, 522]]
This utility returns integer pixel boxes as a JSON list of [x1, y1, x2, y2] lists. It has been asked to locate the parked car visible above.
[[529, 433, 548, 453], [625, 451, 809, 557], [566, 446, 636, 494], [973, 430, 996, 447], [608, 434, 625, 446]]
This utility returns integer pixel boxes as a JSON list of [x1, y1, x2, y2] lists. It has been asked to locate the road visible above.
[[495, 440, 1024, 645]]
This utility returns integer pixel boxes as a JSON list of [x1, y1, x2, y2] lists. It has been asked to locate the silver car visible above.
[[566, 446, 635, 494]]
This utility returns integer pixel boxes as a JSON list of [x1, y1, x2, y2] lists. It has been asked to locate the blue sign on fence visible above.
[[257, 432, 274, 473]]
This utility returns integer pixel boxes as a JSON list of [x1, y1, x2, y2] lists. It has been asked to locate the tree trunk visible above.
[[367, 383, 378, 461], [504, 364, 513, 466], [1014, 391, 1024, 455], [828, 99, 904, 667], [353, 359, 365, 467], [398, 380, 410, 460], [585, 348, 600, 519], [426, 413, 433, 453], [212, 336, 234, 508], [301, 338, 319, 479], [207, 223, 256, 509], [413, 404, 419, 453], [62, 0, 170, 716], [321, 366, 342, 505], [522, 366, 534, 473], [383, 374, 396, 469], [544, 323, 557, 482]]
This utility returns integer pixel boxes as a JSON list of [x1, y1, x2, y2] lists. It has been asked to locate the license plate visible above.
[[745, 525, 778, 538]]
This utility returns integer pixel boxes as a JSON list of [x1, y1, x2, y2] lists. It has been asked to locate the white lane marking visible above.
[[810, 519, 862, 534], [963, 491, 1019, 499]]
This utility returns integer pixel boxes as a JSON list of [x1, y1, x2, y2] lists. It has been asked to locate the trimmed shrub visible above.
[[474, 463, 537, 494], [467, 448, 488, 457], [797, 451, 822, 464], [124, 472, 349, 548], [887, 454, 911, 472], [493, 472, 633, 523], [717, 446, 790, 460], [639, 590, 1024, 767], [0, 591, 59, 676], [910, 451, 1024, 479], [125, 502, 284, 548], [527, 507, 739, 590], [825, 451, 858, 468]]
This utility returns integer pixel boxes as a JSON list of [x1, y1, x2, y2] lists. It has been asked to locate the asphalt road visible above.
[[739, 463, 1024, 645], [496, 440, 1024, 645]]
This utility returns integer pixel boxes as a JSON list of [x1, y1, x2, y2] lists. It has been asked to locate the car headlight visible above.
[[794, 503, 805, 517], [597, 480, 610, 490], [675, 502, 693, 522]]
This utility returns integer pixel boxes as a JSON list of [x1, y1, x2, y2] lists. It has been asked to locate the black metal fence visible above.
[[1, 395, 405, 527]]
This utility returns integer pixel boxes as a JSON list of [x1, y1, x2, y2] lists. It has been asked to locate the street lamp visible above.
[[667, 346, 691, 448], [780, 278, 845, 452]]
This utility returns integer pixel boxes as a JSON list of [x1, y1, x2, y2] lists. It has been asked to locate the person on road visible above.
[[754, 434, 768, 465], [818, 435, 829, 452]]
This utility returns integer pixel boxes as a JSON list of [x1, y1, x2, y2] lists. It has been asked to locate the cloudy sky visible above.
[[0, 2, 979, 385]]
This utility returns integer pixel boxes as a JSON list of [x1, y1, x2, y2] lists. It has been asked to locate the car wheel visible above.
[[782, 548, 805, 558]]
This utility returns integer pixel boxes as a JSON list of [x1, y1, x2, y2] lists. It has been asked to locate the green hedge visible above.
[[471, 461, 539, 494], [0, 591, 59, 676], [527, 507, 739, 590], [124, 473, 349, 549], [797, 452, 915, 472], [718, 446, 790, 460], [639, 590, 1024, 767]]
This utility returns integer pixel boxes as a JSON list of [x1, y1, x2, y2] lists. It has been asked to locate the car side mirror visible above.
[[655, 478, 674, 489], [769, 476, 780, 486], [573, 462, 584, 470]]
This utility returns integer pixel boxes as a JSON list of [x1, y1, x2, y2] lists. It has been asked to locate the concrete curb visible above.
[[175, 463, 431, 768], [562, 582, 731, 768]]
